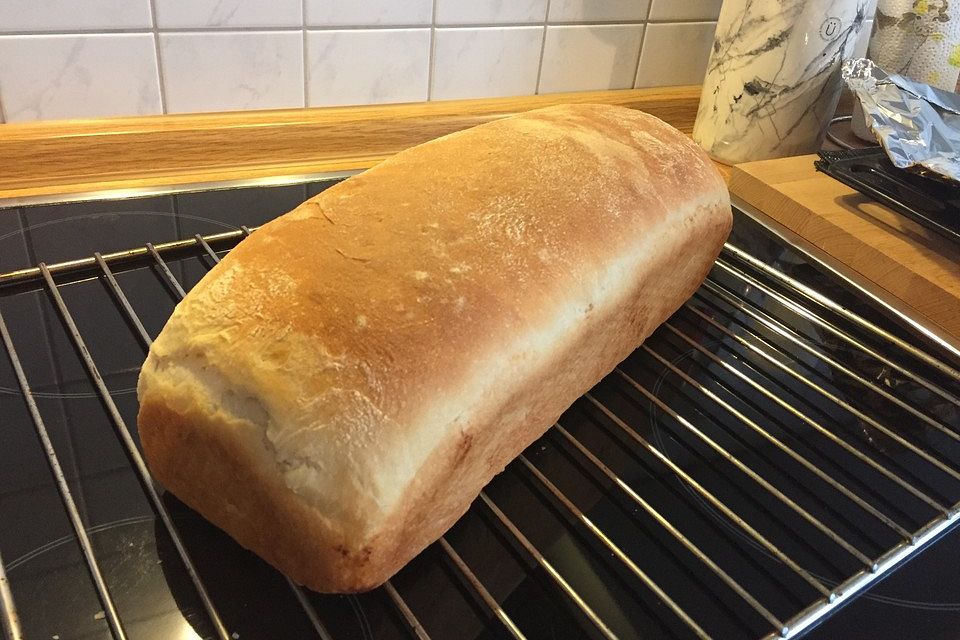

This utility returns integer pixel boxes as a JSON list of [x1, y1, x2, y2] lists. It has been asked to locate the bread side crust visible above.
[[138, 199, 729, 592], [137, 103, 731, 592]]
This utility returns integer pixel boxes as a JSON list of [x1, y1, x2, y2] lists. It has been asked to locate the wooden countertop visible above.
[[0, 86, 702, 204], [1, 86, 952, 349], [731, 155, 960, 345]]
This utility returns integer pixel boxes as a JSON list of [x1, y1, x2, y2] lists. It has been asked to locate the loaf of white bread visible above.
[[137, 104, 731, 593]]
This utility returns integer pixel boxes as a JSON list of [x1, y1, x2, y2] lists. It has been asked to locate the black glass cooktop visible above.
[[1, 178, 958, 640]]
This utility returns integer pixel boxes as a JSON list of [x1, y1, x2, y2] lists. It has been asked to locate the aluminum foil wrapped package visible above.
[[842, 57, 960, 182]]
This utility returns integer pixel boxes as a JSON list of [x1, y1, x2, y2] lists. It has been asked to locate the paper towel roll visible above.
[[852, 0, 960, 139], [873, 0, 960, 87]]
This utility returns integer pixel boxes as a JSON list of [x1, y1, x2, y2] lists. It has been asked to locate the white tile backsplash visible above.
[[0, 34, 160, 122], [0, 0, 152, 32], [435, 0, 548, 25], [635, 22, 716, 88], [0, 0, 738, 123], [432, 27, 542, 100], [548, 0, 650, 23], [159, 32, 304, 113], [647, 0, 722, 21], [306, 29, 430, 106], [154, 0, 302, 28], [305, 0, 433, 26], [539, 24, 644, 93]]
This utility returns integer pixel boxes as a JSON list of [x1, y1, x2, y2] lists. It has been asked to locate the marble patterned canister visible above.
[[693, 0, 871, 164]]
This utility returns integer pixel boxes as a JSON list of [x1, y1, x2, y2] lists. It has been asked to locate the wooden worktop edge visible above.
[[729, 161, 959, 339], [0, 86, 701, 202]]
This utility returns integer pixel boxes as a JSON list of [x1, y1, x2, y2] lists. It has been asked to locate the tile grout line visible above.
[[148, 0, 169, 113], [0, 18, 717, 37], [301, 0, 308, 107], [534, 0, 552, 94], [632, 0, 655, 89], [426, 0, 438, 101]]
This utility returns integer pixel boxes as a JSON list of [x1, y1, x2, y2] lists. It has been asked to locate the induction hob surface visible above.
[[0, 178, 958, 640]]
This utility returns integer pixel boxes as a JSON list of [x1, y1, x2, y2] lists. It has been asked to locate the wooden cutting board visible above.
[[729, 154, 960, 343]]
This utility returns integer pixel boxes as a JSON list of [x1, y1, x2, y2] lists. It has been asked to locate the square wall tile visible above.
[[154, 0, 302, 28], [648, 0, 722, 21], [433, 27, 542, 100], [159, 31, 304, 113], [539, 25, 644, 93], [635, 22, 716, 88], [306, 29, 430, 106], [305, 0, 432, 26], [0, 34, 161, 122], [0, 0, 151, 32], [436, 0, 548, 24], [548, 0, 650, 22]]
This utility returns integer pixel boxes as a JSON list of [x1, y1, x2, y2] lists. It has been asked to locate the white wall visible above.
[[0, 0, 874, 123]]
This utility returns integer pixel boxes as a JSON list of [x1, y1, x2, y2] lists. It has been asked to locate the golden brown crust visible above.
[[137, 103, 731, 592], [139, 400, 367, 590]]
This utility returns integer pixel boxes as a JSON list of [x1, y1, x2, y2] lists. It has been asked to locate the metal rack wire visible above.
[[1, 205, 959, 640], [0, 548, 19, 640]]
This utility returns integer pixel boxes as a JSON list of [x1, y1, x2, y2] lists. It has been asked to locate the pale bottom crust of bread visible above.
[[138, 202, 729, 593]]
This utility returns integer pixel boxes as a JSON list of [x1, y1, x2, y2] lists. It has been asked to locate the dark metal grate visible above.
[[1, 188, 959, 640]]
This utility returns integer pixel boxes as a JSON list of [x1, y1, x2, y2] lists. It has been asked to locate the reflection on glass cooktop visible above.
[[1, 178, 959, 640]]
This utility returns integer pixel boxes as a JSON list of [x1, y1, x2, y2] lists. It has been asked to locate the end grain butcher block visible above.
[[730, 155, 960, 343], [136, 104, 731, 593]]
